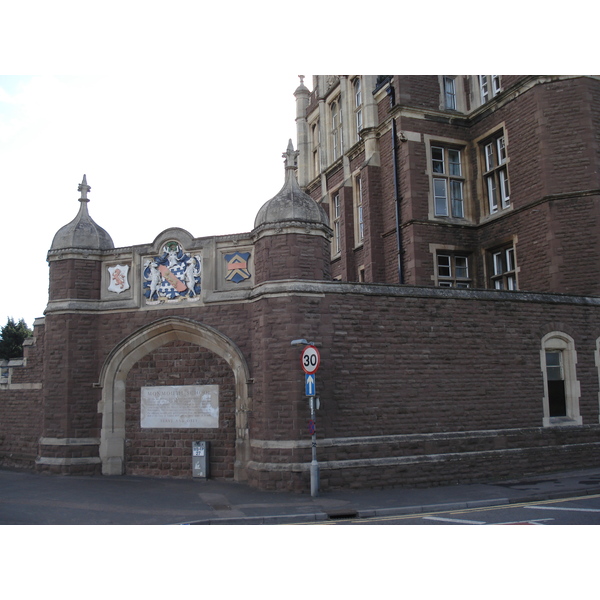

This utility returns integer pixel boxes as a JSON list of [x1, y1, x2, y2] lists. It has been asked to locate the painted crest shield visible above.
[[108, 264, 130, 294], [224, 252, 251, 283], [143, 242, 202, 304]]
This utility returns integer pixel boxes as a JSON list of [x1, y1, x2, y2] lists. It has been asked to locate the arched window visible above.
[[330, 99, 343, 160], [311, 121, 320, 178], [540, 332, 581, 427], [353, 77, 363, 141]]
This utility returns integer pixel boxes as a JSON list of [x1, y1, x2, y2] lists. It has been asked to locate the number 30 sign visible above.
[[301, 345, 320, 374]]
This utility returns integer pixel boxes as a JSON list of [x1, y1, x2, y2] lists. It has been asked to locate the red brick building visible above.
[[1, 76, 600, 492]]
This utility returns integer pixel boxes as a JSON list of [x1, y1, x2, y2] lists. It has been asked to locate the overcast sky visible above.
[[0, 3, 589, 331], [0, 73, 305, 327]]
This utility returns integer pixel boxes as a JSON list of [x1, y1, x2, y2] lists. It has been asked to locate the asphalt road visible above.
[[319, 493, 600, 525]]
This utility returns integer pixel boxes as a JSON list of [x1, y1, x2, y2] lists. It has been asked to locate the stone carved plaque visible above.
[[140, 385, 219, 429]]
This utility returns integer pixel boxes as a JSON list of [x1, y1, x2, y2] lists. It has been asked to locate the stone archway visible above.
[[97, 316, 251, 481]]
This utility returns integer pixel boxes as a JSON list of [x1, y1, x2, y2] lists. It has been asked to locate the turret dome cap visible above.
[[50, 175, 114, 251], [254, 141, 329, 229]]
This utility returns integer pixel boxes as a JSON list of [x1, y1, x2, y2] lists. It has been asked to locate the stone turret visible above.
[[252, 141, 331, 284], [40, 175, 114, 475], [46, 176, 113, 305]]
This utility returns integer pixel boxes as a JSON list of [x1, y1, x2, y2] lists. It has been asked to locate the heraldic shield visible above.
[[224, 251, 251, 284], [143, 242, 202, 304], [108, 264, 130, 294]]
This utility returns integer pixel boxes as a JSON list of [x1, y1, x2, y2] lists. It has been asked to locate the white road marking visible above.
[[528, 505, 600, 513], [423, 516, 486, 524], [493, 518, 554, 525]]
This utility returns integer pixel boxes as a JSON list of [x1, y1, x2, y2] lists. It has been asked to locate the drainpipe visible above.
[[391, 117, 404, 284]]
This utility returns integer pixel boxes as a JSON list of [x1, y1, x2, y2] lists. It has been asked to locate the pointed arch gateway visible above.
[[97, 317, 251, 481]]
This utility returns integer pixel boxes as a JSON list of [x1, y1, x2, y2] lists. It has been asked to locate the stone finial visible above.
[[78, 174, 91, 202], [298, 75, 305, 86], [283, 139, 298, 170]]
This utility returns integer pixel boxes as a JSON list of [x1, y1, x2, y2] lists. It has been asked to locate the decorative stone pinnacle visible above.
[[283, 139, 298, 170], [298, 75, 305, 86], [78, 174, 91, 202]]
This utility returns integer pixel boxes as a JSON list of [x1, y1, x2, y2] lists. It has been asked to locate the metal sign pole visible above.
[[309, 395, 319, 497], [292, 340, 321, 497]]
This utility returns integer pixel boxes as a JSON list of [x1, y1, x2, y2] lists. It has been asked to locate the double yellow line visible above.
[[296, 493, 600, 524]]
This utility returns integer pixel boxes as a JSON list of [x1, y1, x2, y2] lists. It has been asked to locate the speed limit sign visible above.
[[301, 345, 320, 374]]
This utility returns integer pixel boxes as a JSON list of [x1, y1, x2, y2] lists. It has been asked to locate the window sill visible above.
[[479, 205, 513, 224], [543, 416, 583, 428]]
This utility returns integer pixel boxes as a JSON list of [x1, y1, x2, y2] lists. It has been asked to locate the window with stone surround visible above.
[[331, 190, 341, 256], [479, 75, 501, 104], [330, 97, 343, 161], [443, 76, 457, 110], [352, 77, 363, 142], [431, 145, 465, 218], [353, 174, 364, 246], [488, 243, 518, 290], [435, 252, 471, 288], [439, 76, 468, 112], [481, 130, 510, 215], [541, 332, 581, 427], [311, 120, 320, 179]]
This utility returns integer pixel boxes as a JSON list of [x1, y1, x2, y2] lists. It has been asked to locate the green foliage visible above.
[[0, 318, 33, 360]]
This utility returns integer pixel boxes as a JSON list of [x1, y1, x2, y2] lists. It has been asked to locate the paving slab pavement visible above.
[[1, 466, 600, 525]]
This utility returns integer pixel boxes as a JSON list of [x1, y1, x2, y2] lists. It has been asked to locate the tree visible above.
[[0, 318, 33, 360]]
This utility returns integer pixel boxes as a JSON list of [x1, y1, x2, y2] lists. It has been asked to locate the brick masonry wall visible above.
[[244, 286, 600, 490], [125, 340, 236, 478], [254, 232, 331, 283], [49, 259, 102, 300], [0, 322, 44, 468], [4, 277, 600, 490]]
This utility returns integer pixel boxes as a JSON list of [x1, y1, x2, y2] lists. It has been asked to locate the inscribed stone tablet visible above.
[[140, 385, 219, 428]]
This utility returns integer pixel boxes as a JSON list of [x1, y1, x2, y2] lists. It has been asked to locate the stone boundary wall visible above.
[[3, 282, 600, 492], [0, 321, 44, 468]]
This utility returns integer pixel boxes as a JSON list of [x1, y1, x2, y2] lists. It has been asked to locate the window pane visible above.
[[485, 143, 495, 170], [492, 75, 501, 94], [358, 206, 364, 240], [448, 149, 461, 176], [455, 256, 468, 278], [493, 252, 503, 275], [497, 136, 506, 163], [451, 180, 464, 218], [354, 78, 361, 107], [444, 77, 456, 110], [434, 179, 448, 216], [500, 169, 510, 206], [432, 147, 444, 173], [487, 176, 498, 212], [546, 351, 562, 369], [438, 255, 451, 277], [506, 248, 515, 271], [479, 75, 489, 102]]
